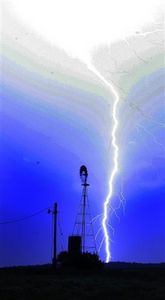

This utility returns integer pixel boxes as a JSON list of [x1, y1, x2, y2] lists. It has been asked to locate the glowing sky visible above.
[[0, 0, 165, 266]]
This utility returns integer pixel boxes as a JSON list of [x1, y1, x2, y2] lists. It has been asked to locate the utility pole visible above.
[[48, 202, 58, 267], [53, 202, 57, 266]]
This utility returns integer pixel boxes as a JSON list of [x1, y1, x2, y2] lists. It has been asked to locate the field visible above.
[[0, 263, 165, 300]]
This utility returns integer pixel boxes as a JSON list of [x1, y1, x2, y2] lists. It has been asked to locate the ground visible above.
[[0, 263, 165, 300]]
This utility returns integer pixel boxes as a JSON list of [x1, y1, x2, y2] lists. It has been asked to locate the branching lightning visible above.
[[86, 27, 163, 263], [87, 63, 119, 262]]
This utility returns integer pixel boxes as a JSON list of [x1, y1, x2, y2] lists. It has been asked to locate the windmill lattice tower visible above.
[[72, 165, 97, 254]]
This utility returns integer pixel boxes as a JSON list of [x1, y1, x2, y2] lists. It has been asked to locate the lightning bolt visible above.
[[85, 27, 163, 262], [87, 63, 119, 263]]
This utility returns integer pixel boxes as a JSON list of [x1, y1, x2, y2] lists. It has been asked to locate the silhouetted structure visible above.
[[68, 165, 97, 254], [68, 236, 81, 255], [48, 202, 58, 267]]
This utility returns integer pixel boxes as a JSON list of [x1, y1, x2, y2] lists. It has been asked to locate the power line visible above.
[[0, 206, 51, 225]]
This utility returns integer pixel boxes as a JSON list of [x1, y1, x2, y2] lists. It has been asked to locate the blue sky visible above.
[[0, 56, 164, 266]]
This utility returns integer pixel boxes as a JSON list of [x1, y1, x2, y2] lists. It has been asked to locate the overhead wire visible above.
[[0, 205, 52, 225]]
